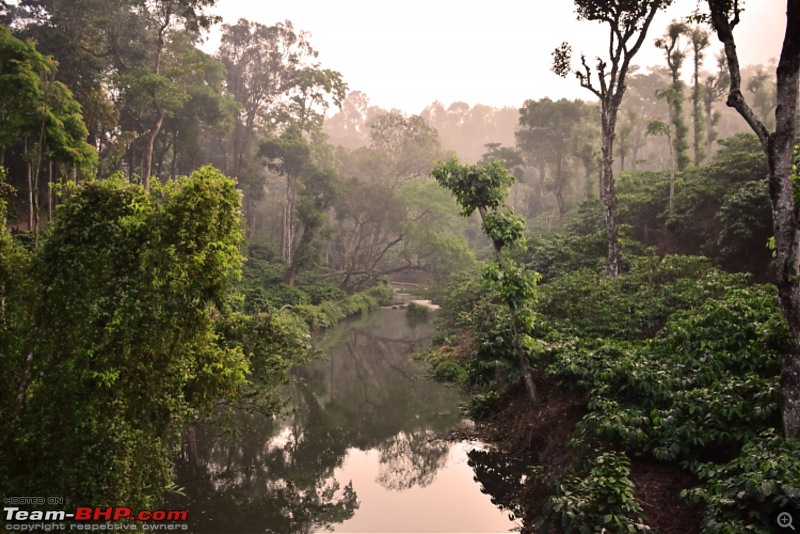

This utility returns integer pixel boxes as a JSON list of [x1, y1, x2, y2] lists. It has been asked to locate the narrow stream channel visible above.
[[172, 308, 519, 533]]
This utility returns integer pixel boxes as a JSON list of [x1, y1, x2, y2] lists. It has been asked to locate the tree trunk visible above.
[[27, 158, 33, 231], [600, 109, 621, 277], [47, 161, 53, 222], [692, 35, 707, 166], [667, 128, 675, 218], [709, 0, 800, 438], [142, 109, 164, 192]]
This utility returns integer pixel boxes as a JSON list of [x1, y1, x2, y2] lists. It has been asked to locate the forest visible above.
[[0, 0, 799, 532]]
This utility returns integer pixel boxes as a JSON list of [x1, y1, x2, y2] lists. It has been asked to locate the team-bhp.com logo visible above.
[[4, 505, 188, 531]]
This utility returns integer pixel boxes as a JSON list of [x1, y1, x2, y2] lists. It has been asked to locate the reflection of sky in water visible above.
[[329, 442, 515, 533], [172, 309, 517, 533]]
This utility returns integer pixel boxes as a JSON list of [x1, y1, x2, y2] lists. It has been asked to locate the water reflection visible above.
[[173, 309, 514, 533]]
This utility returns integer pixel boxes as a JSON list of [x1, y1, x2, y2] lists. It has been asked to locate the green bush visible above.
[[467, 388, 503, 420], [303, 282, 346, 304], [415, 347, 468, 384], [683, 430, 800, 533], [432, 359, 468, 383], [539, 255, 747, 340], [548, 284, 789, 460], [292, 283, 392, 330], [406, 301, 430, 318], [546, 450, 652, 533]]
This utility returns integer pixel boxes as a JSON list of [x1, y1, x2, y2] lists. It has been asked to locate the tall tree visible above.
[[703, 52, 730, 157], [553, 0, 674, 276], [655, 20, 690, 171], [219, 20, 312, 179], [367, 111, 441, 185], [17, 0, 220, 189], [516, 98, 592, 218], [689, 25, 710, 165], [645, 118, 676, 216], [0, 26, 97, 244], [704, 0, 800, 438], [259, 125, 311, 263]]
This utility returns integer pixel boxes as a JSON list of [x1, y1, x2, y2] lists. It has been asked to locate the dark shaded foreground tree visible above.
[[1, 166, 248, 506], [553, 0, 674, 276], [704, 0, 800, 438], [432, 157, 539, 404]]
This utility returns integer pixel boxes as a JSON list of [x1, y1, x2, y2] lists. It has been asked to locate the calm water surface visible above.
[[173, 308, 518, 533]]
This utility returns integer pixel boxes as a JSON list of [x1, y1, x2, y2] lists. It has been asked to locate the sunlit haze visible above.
[[203, 0, 787, 114]]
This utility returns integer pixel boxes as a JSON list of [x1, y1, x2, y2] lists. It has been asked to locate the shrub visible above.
[[548, 284, 789, 460], [539, 255, 745, 340], [546, 450, 652, 533], [683, 430, 800, 533], [406, 301, 430, 319]]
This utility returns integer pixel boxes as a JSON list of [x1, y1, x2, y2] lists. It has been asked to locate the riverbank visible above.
[[466, 380, 702, 533], [419, 255, 800, 532], [291, 282, 394, 329]]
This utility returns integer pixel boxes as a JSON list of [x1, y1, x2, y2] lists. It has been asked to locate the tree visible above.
[[9, 167, 247, 506], [367, 111, 441, 184], [553, 0, 674, 276], [0, 26, 97, 244], [703, 52, 730, 157], [704, 0, 800, 438], [151, 34, 236, 180], [284, 66, 347, 133], [689, 26, 710, 165], [516, 98, 592, 218], [645, 118, 676, 216], [16, 0, 221, 189], [218, 19, 344, 230], [655, 20, 690, 171], [259, 125, 312, 263], [432, 157, 539, 405]]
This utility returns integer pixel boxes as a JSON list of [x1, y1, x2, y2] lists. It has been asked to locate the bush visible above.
[[548, 284, 789, 460], [432, 359, 468, 383], [546, 450, 652, 533], [415, 347, 468, 384], [539, 255, 738, 340], [683, 430, 800, 533], [292, 283, 392, 329], [303, 282, 346, 305], [406, 301, 430, 319]]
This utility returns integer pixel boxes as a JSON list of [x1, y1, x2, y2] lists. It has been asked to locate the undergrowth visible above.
[[431, 251, 800, 532]]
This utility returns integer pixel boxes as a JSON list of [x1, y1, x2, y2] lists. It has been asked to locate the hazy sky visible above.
[[204, 0, 787, 114]]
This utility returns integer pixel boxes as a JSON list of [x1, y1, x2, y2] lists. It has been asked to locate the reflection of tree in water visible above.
[[376, 430, 449, 491], [172, 407, 359, 534], [468, 448, 527, 521], [173, 309, 462, 532]]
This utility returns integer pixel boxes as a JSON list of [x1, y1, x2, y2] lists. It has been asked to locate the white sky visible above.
[[203, 0, 787, 114]]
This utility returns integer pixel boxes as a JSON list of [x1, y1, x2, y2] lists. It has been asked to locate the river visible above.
[[172, 307, 519, 533]]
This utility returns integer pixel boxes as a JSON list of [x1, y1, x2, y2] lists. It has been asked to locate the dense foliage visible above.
[[431, 234, 798, 531], [0, 167, 254, 506]]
